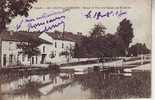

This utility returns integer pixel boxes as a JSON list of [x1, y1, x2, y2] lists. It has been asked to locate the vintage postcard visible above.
[[0, 0, 151, 100]]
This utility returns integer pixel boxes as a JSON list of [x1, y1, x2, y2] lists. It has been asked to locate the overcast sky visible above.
[[8, 0, 151, 48]]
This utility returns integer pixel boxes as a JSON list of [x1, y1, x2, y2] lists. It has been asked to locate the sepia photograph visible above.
[[0, 0, 151, 100]]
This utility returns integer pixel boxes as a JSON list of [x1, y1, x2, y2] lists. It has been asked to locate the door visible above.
[[32, 57, 34, 64], [3, 54, 6, 66], [41, 54, 46, 64]]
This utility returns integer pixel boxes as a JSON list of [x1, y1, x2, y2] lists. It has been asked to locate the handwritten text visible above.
[[16, 10, 67, 32], [84, 10, 127, 20]]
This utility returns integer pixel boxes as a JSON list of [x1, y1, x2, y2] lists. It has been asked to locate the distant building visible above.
[[0, 31, 82, 67]]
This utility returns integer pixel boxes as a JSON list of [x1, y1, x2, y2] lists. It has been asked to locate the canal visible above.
[[0, 68, 151, 100]]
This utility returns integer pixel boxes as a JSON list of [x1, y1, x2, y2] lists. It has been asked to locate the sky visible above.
[[8, 0, 151, 48]]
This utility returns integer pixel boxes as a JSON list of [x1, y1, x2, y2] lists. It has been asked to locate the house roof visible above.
[[0, 31, 84, 44], [0, 31, 52, 44], [46, 31, 84, 42]]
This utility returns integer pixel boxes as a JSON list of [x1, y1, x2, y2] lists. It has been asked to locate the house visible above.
[[0, 31, 82, 67], [0, 31, 52, 67], [39, 31, 80, 64]]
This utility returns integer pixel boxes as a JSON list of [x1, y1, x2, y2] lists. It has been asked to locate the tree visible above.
[[17, 41, 40, 65], [59, 51, 70, 62], [0, 0, 37, 32], [109, 34, 126, 56], [74, 19, 134, 58], [74, 24, 126, 58], [117, 18, 134, 51], [49, 51, 55, 59], [74, 43, 81, 60], [128, 43, 151, 56], [90, 24, 106, 38]]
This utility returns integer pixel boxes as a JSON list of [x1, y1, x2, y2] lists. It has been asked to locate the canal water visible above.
[[0, 69, 151, 100]]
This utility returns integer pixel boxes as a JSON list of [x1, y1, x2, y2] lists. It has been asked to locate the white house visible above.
[[0, 31, 82, 67], [0, 31, 52, 67], [39, 31, 76, 64]]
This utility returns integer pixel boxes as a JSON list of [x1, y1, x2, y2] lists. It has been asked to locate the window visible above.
[[9, 41, 14, 51], [70, 44, 72, 48], [62, 43, 64, 48], [43, 46, 45, 53], [3, 54, 6, 66], [66, 46, 69, 49], [55, 42, 57, 48], [36, 56, 38, 64], [22, 55, 25, 62], [32, 57, 34, 64], [9, 54, 13, 64], [55, 51, 56, 56]]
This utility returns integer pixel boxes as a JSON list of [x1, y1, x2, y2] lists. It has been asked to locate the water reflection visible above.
[[75, 71, 151, 99], [0, 68, 151, 100]]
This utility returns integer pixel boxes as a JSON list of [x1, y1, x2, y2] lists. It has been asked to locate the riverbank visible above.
[[0, 56, 151, 75], [61, 59, 151, 72], [131, 63, 151, 71]]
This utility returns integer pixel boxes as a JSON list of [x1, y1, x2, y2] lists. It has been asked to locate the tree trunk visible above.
[[0, 17, 6, 32]]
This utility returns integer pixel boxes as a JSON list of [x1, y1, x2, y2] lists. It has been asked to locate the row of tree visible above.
[[128, 43, 150, 56], [74, 18, 150, 58]]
